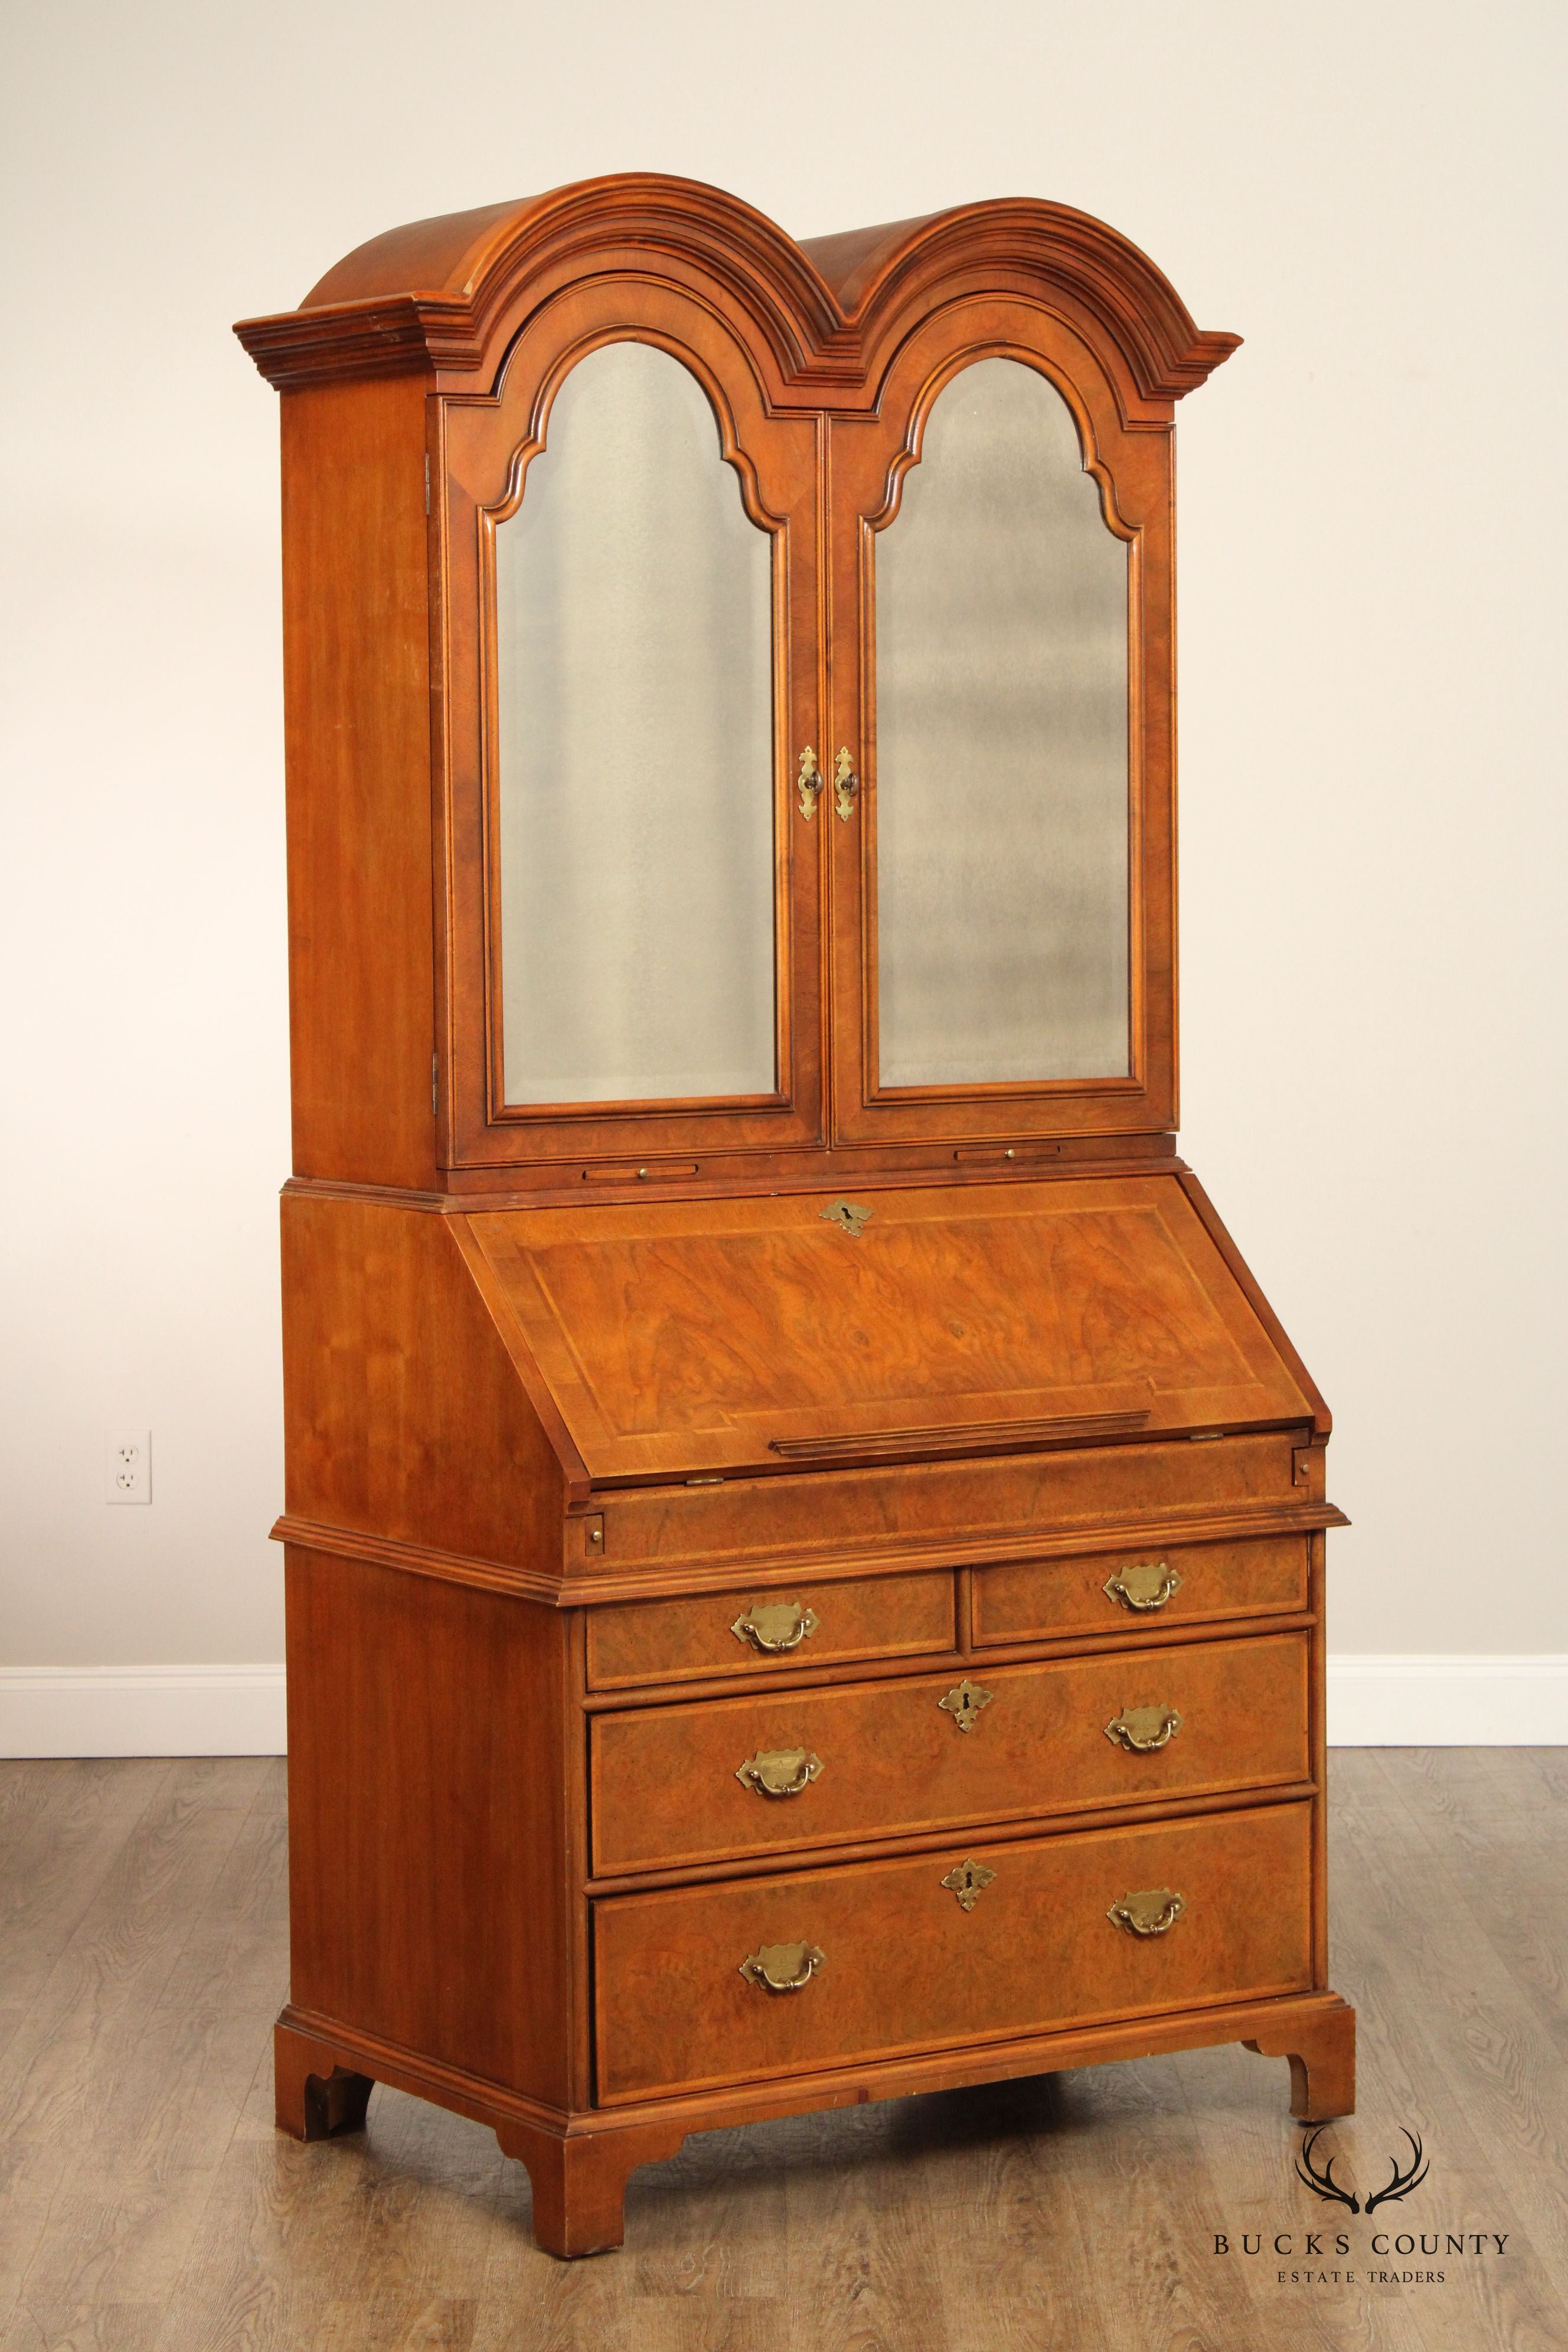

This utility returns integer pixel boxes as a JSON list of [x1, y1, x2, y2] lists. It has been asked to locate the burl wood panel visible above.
[[283, 1547, 573, 2105], [972, 1534, 1309, 1648], [590, 1633, 1309, 1874], [594, 1801, 1313, 2102], [585, 1570, 955, 1691], [282, 1191, 565, 1568], [279, 374, 438, 1190], [467, 1175, 1313, 1482]]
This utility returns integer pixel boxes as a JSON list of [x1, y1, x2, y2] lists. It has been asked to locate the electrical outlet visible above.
[[106, 1430, 152, 1504]]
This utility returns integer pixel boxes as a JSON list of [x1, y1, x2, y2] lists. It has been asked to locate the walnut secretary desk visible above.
[[236, 174, 1355, 2259]]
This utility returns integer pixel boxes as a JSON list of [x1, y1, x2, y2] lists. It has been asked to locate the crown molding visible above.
[[234, 172, 1238, 416]]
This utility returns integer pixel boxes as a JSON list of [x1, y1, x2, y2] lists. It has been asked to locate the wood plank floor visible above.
[[1, 1752, 1564, 2350]]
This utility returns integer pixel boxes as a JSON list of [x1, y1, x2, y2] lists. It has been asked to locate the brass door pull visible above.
[[1105, 1703, 1182, 1752], [1104, 1561, 1182, 1612], [736, 1747, 822, 1798], [796, 747, 824, 819], [1108, 1887, 1185, 1937], [938, 1678, 993, 1733], [739, 1941, 825, 1992], [731, 1600, 819, 1653], [832, 747, 859, 821]]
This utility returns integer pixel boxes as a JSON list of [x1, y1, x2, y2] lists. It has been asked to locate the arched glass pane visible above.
[[495, 341, 775, 1106], [875, 357, 1130, 1087]]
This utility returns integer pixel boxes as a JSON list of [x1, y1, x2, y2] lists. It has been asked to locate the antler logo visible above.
[[1296, 2127, 1429, 2214]]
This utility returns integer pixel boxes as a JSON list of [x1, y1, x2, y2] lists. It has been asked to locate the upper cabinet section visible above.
[[236, 177, 1237, 1190]]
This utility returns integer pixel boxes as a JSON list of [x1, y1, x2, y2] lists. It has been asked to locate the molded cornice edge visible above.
[[234, 172, 1239, 412]]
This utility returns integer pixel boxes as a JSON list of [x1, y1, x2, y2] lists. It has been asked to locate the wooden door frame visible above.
[[436, 276, 827, 1171], [825, 296, 1177, 1148]]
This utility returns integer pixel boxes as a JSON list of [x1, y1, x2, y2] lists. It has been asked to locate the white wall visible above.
[[2, 0, 1563, 1740]]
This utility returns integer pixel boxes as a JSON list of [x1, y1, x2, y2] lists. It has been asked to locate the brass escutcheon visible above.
[[1104, 1703, 1182, 1753], [796, 746, 824, 819], [1104, 1560, 1182, 1612], [735, 1747, 823, 1799], [938, 1678, 994, 1734], [1108, 1886, 1185, 1937], [819, 1198, 873, 1237], [731, 1600, 819, 1653], [940, 1858, 997, 1913], [833, 747, 860, 821], [739, 1941, 825, 1993]]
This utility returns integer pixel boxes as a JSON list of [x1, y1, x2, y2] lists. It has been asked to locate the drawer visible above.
[[589, 1433, 1305, 1571], [973, 1535, 1310, 1648], [585, 1570, 955, 1692], [594, 1799, 1313, 2101], [590, 1631, 1309, 1873]]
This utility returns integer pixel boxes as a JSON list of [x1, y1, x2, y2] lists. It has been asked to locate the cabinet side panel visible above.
[[285, 1547, 571, 2106], [282, 1191, 565, 1567], [280, 373, 436, 1186]]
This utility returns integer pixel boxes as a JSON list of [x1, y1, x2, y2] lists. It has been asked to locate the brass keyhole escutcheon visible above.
[[736, 1747, 823, 1799], [1108, 1887, 1185, 1938], [739, 1941, 825, 1993], [941, 1858, 997, 1913], [1105, 1703, 1182, 1753], [730, 1600, 819, 1653], [1103, 1560, 1182, 1612], [796, 746, 824, 819], [819, 1198, 873, 1237], [938, 1678, 993, 1734]]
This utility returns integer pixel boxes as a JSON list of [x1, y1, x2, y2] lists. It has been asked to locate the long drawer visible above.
[[594, 1801, 1314, 2102], [590, 1631, 1309, 1874]]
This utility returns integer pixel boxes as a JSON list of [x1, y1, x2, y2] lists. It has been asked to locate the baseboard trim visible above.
[[0, 1665, 287, 1758], [1, 1656, 1563, 1758], [1325, 1655, 1568, 1746]]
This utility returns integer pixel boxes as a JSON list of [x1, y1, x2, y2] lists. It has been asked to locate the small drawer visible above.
[[972, 1535, 1310, 1648], [593, 1799, 1313, 2102], [590, 1631, 1309, 1873], [585, 1570, 955, 1692]]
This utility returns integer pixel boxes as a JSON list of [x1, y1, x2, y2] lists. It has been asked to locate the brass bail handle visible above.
[[833, 747, 859, 821], [796, 747, 824, 819], [731, 1599, 819, 1654], [1108, 1886, 1185, 1938], [739, 1941, 825, 1992], [1104, 1703, 1182, 1753], [1104, 1560, 1182, 1612], [736, 1747, 823, 1799]]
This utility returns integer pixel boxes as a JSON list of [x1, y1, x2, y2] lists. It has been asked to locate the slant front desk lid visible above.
[[466, 1175, 1316, 1487]]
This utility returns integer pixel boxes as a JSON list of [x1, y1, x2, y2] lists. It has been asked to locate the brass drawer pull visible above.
[[736, 1747, 822, 1799], [796, 746, 824, 818], [731, 1600, 819, 1654], [1104, 1561, 1182, 1612], [938, 1678, 993, 1733], [1105, 1703, 1182, 1753], [739, 1941, 825, 1993], [1108, 1887, 1185, 1937], [833, 747, 859, 821]]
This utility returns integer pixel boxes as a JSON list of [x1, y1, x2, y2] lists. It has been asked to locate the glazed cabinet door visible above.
[[440, 283, 824, 1169], [826, 300, 1175, 1146]]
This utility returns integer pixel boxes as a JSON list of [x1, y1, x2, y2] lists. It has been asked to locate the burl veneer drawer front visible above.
[[590, 1632, 1309, 1874], [584, 1570, 955, 1692], [972, 1536, 1309, 1649], [594, 1801, 1313, 2102]]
